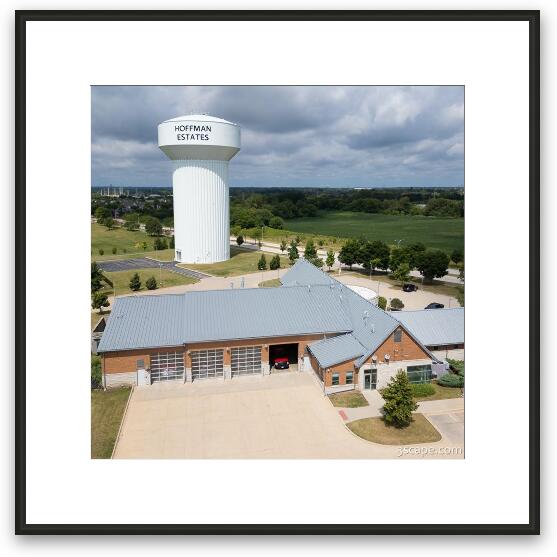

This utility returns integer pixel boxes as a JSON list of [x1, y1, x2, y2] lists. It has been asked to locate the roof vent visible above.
[[308, 284, 311, 293]]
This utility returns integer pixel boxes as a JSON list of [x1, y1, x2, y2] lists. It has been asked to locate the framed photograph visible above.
[[15, 10, 539, 534]]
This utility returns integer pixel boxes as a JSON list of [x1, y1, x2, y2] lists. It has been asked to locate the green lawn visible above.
[[413, 381, 464, 402], [347, 414, 441, 445], [181, 246, 289, 277], [259, 278, 282, 288], [266, 211, 463, 253], [99, 269, 198, 297], [91, 387, 131, 459], [329, 391, 369, 408], [91, 223, 174, 261]]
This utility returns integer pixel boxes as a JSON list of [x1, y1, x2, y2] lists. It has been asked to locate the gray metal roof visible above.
[[281, 257, 336, 287], [393, 308, 464, 347], [98, 285, 353, 353], [308, 334, 366, 369]]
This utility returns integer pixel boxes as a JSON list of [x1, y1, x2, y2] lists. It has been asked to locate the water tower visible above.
[[158, 114, 241, 263]]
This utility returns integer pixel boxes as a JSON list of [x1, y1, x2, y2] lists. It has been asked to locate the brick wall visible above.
[[367, 326, 430, 364]]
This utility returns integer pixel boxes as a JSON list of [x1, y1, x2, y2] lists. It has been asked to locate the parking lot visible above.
[[113, 373, 463, 459]]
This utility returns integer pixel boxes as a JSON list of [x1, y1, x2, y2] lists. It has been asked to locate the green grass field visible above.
[[99, 269, 198, 296], [266, 211, 463, 253], [182, 246, 289, 277], [91, 223, 174, 261], [91, 387, 131, 459]]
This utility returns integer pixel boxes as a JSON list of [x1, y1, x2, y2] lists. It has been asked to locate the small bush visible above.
[[112, 247, 117, 255], [98, 248, 104, 256], [438, 373, 464, 388], [269, 254, 281, 270], [447, 359, 465, 376], [378, 296, 387, 310], [91, 355, 102, 389], [390, 298, 404, 310], [411, 383, 436, 397], [145, 276, 158, 290]]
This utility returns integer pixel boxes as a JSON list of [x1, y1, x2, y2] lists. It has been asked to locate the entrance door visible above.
[[364, 369, 377, 390]]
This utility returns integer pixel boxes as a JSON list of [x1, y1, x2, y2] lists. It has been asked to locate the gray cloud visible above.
[[91, 85, 464, 188]]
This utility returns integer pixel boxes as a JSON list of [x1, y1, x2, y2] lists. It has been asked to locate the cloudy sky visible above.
[[91, 85, 463, 188]]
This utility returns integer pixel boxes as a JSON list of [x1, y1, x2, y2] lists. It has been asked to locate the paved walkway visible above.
[[98, 258, 210, 280], [113, 373, 463, 459]]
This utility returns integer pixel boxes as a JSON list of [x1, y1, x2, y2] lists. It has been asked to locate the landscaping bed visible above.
[[91, 387, 131, 459], [347, 414, 441, 445], [258, 278, 282, 288], [411, 381, 463, 401], [329, 391, 369, 408]]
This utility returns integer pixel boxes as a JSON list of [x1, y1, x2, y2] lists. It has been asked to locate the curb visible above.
[[110, 386, 134, 459]]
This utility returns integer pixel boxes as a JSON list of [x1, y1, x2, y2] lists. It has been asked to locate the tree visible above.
[[111, 246, 117, 255], [145, 276, 158, 290], [129, 272, 141, 292], [391, 263, 410, 286], [95, 206, 109, 223], [257, 254, 267, 270], [390, 298, 405, 311], [458, 263, 464, 281], [269, 216, 284, 229], [104, 217, 114, 230], [98, 248, 104, 256], [359, 240, 390, 272], [279, 239, 287, 252], [304, 239, 318, 260], [381, 369, 418, 427], [169, 235, 175, 249], [236, 235, 244, 246], [451, 248, 464, 265], [404, 242, 426, 269], [377, 296, 387, 310], [141, 241, 147, 251], [389, 246, 409, 271], [269, 254, 281, 270], [91, 291, 110, 314], [415, 249, 450, 282], [153, 237, 168, 251], [253, 228, 262, 245], [288, 241, 299, 264], [144, 216, 162, 236], [124, 220, 139, 231], [91, 261, 112, 293], [338, 238, 360, 269], [326, 249, 335, 270]]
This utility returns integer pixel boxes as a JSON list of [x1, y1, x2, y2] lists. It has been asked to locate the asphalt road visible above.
[[97, 258, 210, 280]]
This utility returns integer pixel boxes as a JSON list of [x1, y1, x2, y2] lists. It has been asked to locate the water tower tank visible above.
[[158, 114, 241, 263]]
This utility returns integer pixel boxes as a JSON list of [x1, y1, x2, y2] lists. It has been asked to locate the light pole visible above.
[[159, 262, 162, 287]]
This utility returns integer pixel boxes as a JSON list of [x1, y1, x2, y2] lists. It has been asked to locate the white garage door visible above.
[[231, 346, 262, 376], [191, 349, 224, 380], [150, 351, 185, 383]]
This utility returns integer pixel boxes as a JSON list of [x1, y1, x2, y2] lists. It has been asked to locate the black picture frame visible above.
[[14, 9, 540, 535]]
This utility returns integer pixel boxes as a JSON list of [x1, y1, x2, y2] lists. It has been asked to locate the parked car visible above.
[[425, 302, 445, 309], [274, 357, 290, 370], [402, 283, 418, 292]]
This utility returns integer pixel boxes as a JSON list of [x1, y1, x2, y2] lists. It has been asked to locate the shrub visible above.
[[447, 359, 465, 376], [98, 248, 104, 256], [438, 373, 464, 388], [91, 355, 102, 389], [411, 383, 436, 397], [111, 247, 117, 255], [269, 216, 284, 229], [145, 276, 158, 290], [377, 296, 387, 310], [236, 235, 244, 246], [257, 254, 267, 270], [390, 298, 404, 310]]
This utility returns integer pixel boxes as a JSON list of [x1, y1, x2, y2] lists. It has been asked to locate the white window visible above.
[[191, 349, 224, 380], [150, 351, 185, 383], [231, 346, 262, 376]]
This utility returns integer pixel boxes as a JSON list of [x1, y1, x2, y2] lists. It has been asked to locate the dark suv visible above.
[[425, 302, 445, 309], [402, 283, 418, 292]]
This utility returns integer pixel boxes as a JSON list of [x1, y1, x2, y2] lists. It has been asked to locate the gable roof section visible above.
[[281, 257, 336, 287], [393, 308, 464, 347], [98, 285, 353, 353], [308, 334, 366, 369]]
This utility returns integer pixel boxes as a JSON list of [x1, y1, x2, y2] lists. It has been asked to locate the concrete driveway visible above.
[[113, 373, 463, 459]]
